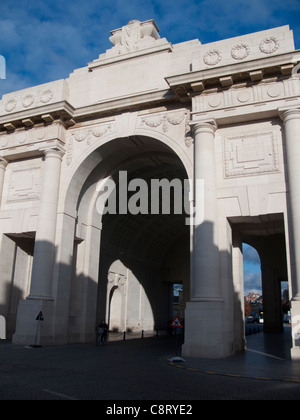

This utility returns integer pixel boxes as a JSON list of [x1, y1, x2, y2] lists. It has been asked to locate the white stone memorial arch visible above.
[[0, 20, 300, 359]]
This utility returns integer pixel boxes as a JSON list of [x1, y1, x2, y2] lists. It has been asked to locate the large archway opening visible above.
[[231, 214, 291, 356], [69, 134, 191, 339], [96, 137, 190, 332], [243, 243, 263, 323]]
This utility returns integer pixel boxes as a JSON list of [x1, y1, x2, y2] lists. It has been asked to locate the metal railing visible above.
[[105, 329, 163, 342], [245, 325, 263, 336]]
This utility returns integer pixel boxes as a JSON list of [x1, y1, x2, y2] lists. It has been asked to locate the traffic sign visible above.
[[36, 311, 44, 321], [170, 315, 183, 329]]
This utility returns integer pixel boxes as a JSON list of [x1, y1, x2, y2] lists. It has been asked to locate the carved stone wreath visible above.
[[259, 37, 279, 54], [22, 95, 34, 108], [203, 49, 222, 66], [40, 89, 54, 104], [231, 44, 250, 60], [5, 98, 17, 112]]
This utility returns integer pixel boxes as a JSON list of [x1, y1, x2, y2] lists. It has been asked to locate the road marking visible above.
[[246, 348, 285, 360], [167, 359, 300, 384], [283, 378, 300, 384], [43, 389, 79, 400]]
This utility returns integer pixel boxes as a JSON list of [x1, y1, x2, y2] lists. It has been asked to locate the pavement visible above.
[[169, 325, 300, 384], [0, 324, 299, 401]]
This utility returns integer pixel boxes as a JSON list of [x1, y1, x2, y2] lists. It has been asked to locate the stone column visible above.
[[281, 108, 300, 359], [0, 157, 8, 203], [28, 148, 65, 300], [183, 121, 226, 358], [190, 121, 221, 301], [13, 147, 65, 346]]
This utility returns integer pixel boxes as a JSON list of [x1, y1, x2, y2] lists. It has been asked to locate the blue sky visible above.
[[0, 0, 300, 96], [243, 244, 262, 296], [0, 1, 296, 295]]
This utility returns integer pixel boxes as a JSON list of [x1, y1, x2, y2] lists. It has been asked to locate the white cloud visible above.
[[0, 0, 299, 98], [244, 271, 262, 296], [243, 244, 262, 295], [243, 244, 261, 266]]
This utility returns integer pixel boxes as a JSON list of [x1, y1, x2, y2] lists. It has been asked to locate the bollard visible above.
[[123, 331, 126, 341], [142, 330, 144, 339], [0, 316, 6, 340]]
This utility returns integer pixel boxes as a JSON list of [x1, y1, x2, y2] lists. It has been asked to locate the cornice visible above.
[[0, 89, 176, 131], [0, 101, 75, 132], [165, 51, 300, 98]]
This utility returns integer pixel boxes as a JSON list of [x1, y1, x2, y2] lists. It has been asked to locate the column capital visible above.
[[190, 119, 217, 137], [0, 157, 8, 169], [41, 147, 65, 160], [279, 107, 300, 124]]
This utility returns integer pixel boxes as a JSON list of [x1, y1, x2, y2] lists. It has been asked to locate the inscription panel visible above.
[[7, 165, 42, 202], [224, 131, 279, 178]]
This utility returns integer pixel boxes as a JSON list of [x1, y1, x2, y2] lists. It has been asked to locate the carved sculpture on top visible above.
[[109, 20, 161, 55]]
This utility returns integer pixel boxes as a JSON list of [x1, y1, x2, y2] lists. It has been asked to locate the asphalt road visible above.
[[0, 333, 300, 402]]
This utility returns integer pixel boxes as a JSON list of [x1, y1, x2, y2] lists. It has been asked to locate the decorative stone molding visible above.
[[66, 137, 73, 166], [203, 49, 222, 66], [224, 130, 279, 178], [40, 89, 54, 104], [8, 164, 42, 202], [192, 78, 300, 114], [5, 98, 17, 113], [1, 80, 68, 121], [107, 271, 127, 294], [65, 123, 113, 166], [184, 110, 193, 148], [0, 124, 65, 173], [4, 90, 54, 112], [72, 124, 112, 145], [109, 20, 160, 55], [140, 112, 186, 133], [259, 37, 279, 54], [0, 157, 8, 169], [192, 120, 217, 138], [43, 147, 65, 161], [89, 19, 172, 70], [279, 107, 300, 124], [22, 94, 35, 108], [231, 44, 250, 60]]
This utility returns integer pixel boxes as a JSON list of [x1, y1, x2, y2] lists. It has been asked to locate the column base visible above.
[[291, 299, 300, 361], [182, 300, 233, 359], [263, 324, 284, 333], [13, 298, 54, 346]]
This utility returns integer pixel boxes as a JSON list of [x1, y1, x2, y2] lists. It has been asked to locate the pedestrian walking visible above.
[[97, 320, 109, 345]]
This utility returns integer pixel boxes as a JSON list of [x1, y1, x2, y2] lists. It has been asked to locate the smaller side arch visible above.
[[108, 287, 122, 332]]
